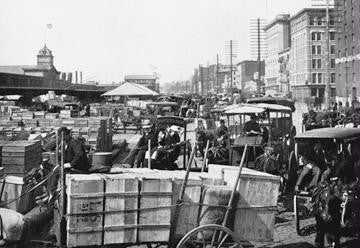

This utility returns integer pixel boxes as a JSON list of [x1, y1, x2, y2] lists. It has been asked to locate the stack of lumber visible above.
[[1, 141, 42, 177], [0, 141, 10, 167], [62, 169, 224, 247]]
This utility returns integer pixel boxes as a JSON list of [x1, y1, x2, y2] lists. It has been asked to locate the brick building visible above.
[[334, 0, 360, 105], [289, 8, 336, 104]]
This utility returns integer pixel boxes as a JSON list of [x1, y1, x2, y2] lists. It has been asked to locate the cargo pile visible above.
[[62, 169, 224, 247]]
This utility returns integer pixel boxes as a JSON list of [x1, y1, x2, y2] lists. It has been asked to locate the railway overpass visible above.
[[0, 72, 116, 103]]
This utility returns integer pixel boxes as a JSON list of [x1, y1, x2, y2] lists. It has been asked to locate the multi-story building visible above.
[[264, 14, 291, 95], [235, 60, 265, 93], [289, 8, 336, 104], [278, 47, 291, 94], [335, 0, 360, 105], [124, 74, 159, 92]]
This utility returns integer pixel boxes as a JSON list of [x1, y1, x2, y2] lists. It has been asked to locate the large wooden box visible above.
[[66, 174, 104, 247], [208, 164, 280, 242], [138, 177, 172, 242], [103, 174, 138, 244]]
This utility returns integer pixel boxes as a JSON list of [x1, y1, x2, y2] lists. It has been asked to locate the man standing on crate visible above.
[[58, 127, 90, 172]]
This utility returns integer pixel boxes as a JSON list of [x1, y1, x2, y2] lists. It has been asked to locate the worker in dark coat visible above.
[[58, 127, 90, 172], [243, 114, 261, 135], [135, 120, 158, 168], [216, 119, 228, 147]]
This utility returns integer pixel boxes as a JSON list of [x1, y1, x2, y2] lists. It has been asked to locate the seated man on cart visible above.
[[243, 114, 261, 136], [215, 119, 228, 147]]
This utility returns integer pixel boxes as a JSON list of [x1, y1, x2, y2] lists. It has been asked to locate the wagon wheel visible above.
[[286, 151, 298, 192], [176, 224, 243, 248]]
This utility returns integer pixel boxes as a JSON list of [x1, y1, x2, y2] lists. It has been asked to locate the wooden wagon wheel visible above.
[[286, 151, 298, 192], [176, 224, 242, 248]]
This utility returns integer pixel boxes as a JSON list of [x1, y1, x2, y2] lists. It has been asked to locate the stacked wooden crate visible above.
[[66, 174, 104, 247], [34, 111, 46, 119], [63, 170, 224, 246], [1, 141, 42, 177], [60, 110, 78, 118], [45, 113, 59, 119], [23, 119, 38, 127], [103, 174, 139, 244], [0, 141, 10, 167]]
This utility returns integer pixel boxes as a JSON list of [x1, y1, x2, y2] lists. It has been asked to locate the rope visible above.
[[0, 165, 59, 206]]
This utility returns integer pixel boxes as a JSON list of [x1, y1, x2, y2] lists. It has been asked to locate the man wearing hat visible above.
[[216, 119, 228, 147], [58, 127, 90, 172], [243, 114, 261, 136], [134, 119, 158, 168]]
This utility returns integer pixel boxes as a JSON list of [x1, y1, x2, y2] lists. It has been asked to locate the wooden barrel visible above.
[[91, 152, 112, 168]]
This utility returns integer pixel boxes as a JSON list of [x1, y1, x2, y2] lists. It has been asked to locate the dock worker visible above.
[[58, 127, 90, 172], [243, 114, 261, 136]]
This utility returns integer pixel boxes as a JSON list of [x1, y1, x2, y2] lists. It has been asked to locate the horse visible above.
[[312, 180, 360, 248]]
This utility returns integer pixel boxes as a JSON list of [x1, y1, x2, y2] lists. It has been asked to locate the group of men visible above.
[[132, 119, 182, 169]]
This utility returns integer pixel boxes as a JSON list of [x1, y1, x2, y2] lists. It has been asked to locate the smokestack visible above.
[[61, 73, 66, 81], [80, 71, 83, 84], [67, 72, 73, 83], [75, 71, 78, 84]]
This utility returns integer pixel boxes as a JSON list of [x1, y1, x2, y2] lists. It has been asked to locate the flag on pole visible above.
[[47, 24, 53, 29]]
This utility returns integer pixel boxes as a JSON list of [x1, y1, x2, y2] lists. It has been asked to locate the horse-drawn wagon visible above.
[[291, 128, 360, 247]]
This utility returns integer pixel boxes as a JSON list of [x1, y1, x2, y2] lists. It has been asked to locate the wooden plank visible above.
[[138, 177, 172, 242], [103, 174, 138, 244]]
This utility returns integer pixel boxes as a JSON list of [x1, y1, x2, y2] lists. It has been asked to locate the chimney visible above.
[[80, 71, 83, 84], [75, 71, 78, 84], [67, 72, 73, 83]]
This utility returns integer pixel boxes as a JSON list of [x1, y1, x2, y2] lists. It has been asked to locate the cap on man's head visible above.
[[142, 119, 153, 129], [220, 119, 225, 123]]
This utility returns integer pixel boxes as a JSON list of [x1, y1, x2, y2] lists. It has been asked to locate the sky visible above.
[[0, 0, 313, 84]]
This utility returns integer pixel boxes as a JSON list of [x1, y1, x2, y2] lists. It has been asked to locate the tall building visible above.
[[335, 0, 360, 105], [264, 14, 291, 95], [289, 8, 336, 103], [124, 74, 159, 92], [0, 45, 60, 79]]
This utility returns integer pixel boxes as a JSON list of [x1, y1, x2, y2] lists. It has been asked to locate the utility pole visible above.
[[345, 65, 349, 106], [200, 65, 204, 96], [216, 54, 219, 94], [250, 18, 267, 96], [230, 40, 233, 95]]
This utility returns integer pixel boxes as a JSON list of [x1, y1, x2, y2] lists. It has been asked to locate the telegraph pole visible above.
[[216, 54, 219, 94], [230, 40, 233, 95]]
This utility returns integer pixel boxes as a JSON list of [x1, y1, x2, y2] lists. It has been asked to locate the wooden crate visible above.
[[66, 174, 104, 247], [103, 174, 139, 244], [138, 177, 172, 242], [171, 178, 202, 240], [208, 164, 280, 242]]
